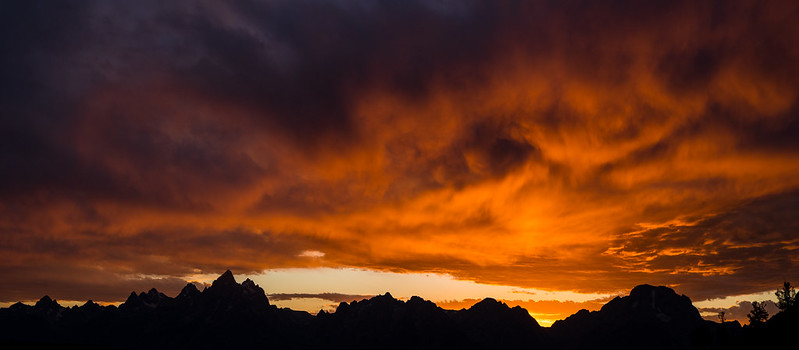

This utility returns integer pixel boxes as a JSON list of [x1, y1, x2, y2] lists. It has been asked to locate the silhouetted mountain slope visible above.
[[311, 292, 543, 349], [0, 271, 307, 349], [1, 275, 795, 349], [313, 292, 463, 349], [724, 307, 799, 350], [551, 284, 723, 350], [455, 297, 544, 348]]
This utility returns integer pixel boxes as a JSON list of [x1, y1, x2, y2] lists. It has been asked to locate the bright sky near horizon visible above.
[[0, 269, 780, 326]]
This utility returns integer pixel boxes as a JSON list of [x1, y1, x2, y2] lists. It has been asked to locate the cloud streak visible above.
[[268, 293, 374, 304]]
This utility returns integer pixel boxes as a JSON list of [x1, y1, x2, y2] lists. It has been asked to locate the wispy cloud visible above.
[[268, 293, 374, 303]]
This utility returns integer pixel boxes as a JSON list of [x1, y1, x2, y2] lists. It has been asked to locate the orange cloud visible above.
[[1, 1, 798, 303]]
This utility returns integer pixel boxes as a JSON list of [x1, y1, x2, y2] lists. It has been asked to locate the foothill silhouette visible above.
[[1, 271, 797, 349]]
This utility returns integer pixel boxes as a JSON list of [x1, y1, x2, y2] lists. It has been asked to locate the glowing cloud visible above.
[[0, 0, 798, 307]]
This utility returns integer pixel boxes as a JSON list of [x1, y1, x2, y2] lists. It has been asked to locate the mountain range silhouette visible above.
[[1, 270, 796, 349]]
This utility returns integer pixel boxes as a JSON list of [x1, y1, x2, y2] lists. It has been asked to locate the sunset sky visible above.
[[2, 0, 798, 326]]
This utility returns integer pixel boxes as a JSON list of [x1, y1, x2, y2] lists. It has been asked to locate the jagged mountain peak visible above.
[[466, 297, 533, 318], [9, 301, 30, 311], [551, 284, 705, 350], [201, 270, 270, 308], [333, 292, 400, 314], [469, 297, 504, 310], [372, 292, 394, 301], [602, 284, 700, 321], [147, 288, 166, 298], [367, 292, 398, 306], [178, 283, 201, 299], [241, 278, 266, 296], [242, 278, 256, 287], [462, 297, 539, 328], [4, 279, 781, 349], [80, 300, 104, 313], [241, 278, 257, 291], [121, 290, 153, 311], [407, 295, 431, 305], [213, 270, 236, 287], [138, 288, 168, 307], [34, 295, 61, 309]]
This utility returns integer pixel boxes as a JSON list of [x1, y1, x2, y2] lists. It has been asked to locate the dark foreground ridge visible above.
[[1, 271, 796, 349]]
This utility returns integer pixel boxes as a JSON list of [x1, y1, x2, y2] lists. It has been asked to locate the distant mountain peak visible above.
[[622, 284, 698, 318], [551, 284, 705, 350], [3, 279, 768, 349], [9, 301, 30, 311], [473, 297, 501, 305], [139, 288, 168, 307], [241, 278, 264, 295], [408, 295, 425, 303], [34, 295, 60, 309], [178, 283, 201, 299], [364, 292, 397, 305], [213, 270, 237, 287], [201, 270, 270, 308], [120, 291, 144, 311], [80, 300, 103, 313], [125, 291, 138, 302], [33, 295, 63, 317], [468, 297, 508, 312]]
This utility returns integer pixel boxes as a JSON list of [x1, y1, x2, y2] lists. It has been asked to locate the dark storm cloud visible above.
[[1, 0, 798, 303], [606, 190, 799, 300], [1, 0, 534, 204], [0, 1, 92, 196], [0, 225, 333, 277], [0, 264, 192, 303], [3, 0, 797, 202], [0, 224, 342, 301]]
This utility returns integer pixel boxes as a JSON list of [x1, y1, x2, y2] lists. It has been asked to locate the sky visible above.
[[1, 0, 798, 326]]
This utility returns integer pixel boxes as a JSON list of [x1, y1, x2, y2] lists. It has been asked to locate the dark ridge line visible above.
[[1, 271, 797, 350]]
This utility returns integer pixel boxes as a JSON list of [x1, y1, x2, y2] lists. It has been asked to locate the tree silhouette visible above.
[[747, 301, 769, 325], [775, 281, 797, 311], [717, 310, 726, 323]]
